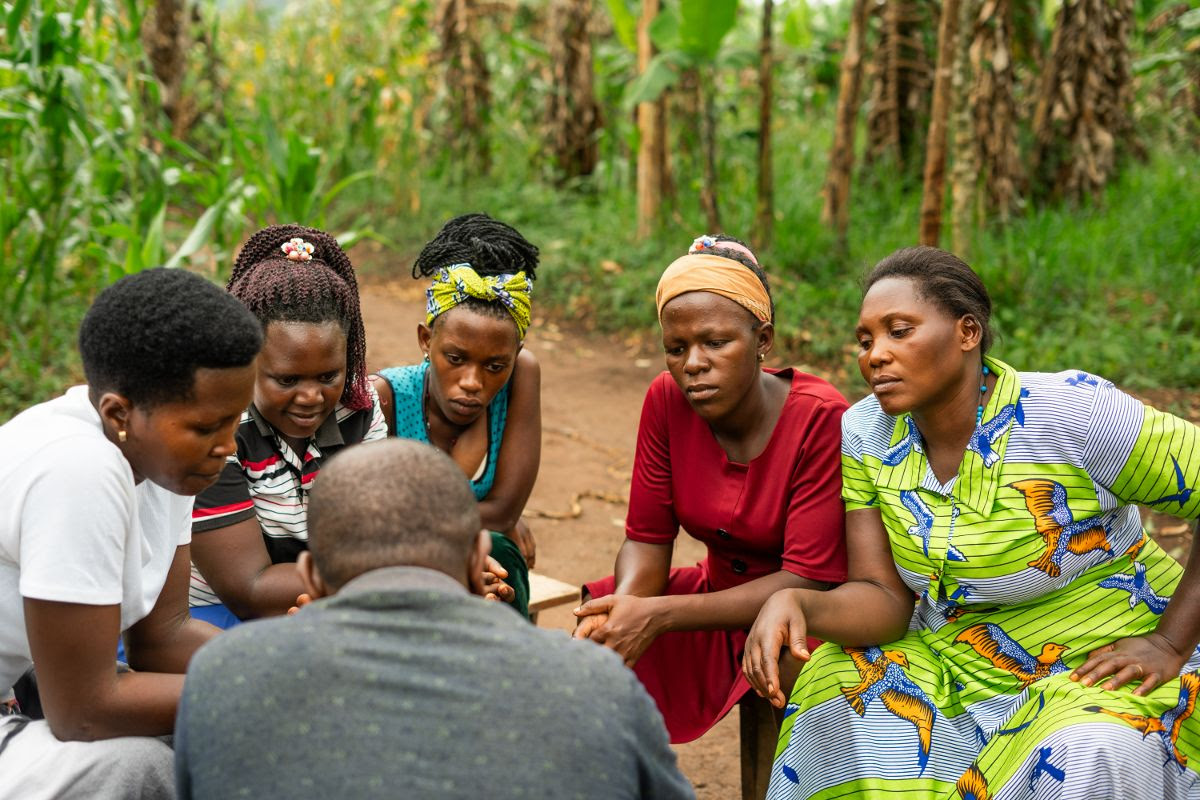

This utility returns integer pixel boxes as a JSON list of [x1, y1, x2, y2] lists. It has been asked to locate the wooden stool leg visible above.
[[739, 693, 783, 800]]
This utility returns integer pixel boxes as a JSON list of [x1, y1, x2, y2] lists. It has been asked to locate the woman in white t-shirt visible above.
[[0, 268, 262, 799]]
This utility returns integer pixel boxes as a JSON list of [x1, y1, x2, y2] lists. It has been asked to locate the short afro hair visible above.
[[307, 439, 481, 589], [79, 268, 263, 407]]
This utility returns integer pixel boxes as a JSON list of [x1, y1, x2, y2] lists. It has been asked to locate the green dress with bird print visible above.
[[769, 357, 1200, 800]]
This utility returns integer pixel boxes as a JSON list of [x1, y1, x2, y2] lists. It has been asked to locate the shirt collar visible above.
[[336, 565, 469, 598], [247, 403, 348, 448], [875, 356, 1024, 514]]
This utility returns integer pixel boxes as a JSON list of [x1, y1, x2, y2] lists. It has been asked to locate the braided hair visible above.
[[702, 234, 775, 324], [227, 224, 371, 411], [412, 213, 539, 329]]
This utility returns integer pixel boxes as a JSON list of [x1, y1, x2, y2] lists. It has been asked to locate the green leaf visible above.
[[622, 52, 682, 108], [163, 181, 244, 270], [1133, 51, 1189, 74], [783, 0, 813, 49], [139, 204, 166, 270], [678, 0, 739, 58], [605, 0, 639, 51], [6, 0, 31, 43], [650, 5, 681, 51], [1179, 7, 1200, 29]]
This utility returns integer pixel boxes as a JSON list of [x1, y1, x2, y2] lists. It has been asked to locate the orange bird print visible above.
[[1085, 672, 1200, 769], [954, 623, 1070, 689], [842, 647, 936, 773], [956, 765, 990, 800], [1007, 479, 1112, 577]]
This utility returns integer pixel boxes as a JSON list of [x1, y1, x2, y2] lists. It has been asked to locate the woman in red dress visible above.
[[574, 236, 849, 743]]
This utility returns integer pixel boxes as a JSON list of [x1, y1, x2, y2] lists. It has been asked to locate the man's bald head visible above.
[[307, 439, 482, 589]]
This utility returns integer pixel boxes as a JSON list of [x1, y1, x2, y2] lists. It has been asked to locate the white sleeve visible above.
[[18, 438, 134, 605]]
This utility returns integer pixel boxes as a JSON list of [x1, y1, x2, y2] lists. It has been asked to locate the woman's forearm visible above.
[[795, 579, 914, 647], [611, 539, 673, 597], [1154, 524, 1200, 657], [655, 570, 829, 633]]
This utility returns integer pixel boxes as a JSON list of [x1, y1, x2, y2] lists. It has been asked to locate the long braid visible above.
[[228, 224, 371, 411]]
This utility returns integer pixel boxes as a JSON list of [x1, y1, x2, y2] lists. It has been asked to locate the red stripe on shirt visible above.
[[240, 454, 281, 471], [192, 500, 254, 519]]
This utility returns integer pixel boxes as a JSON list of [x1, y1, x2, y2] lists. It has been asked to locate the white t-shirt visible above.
[[0, 386, 192, 689]]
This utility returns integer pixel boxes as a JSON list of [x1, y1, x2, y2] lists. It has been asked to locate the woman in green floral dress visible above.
[[744, 246, 1200, 799]]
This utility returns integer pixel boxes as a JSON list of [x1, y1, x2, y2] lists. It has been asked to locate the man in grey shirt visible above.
[[175, 439, 694, 800]]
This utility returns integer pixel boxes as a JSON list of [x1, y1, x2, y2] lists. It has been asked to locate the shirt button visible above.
[[731, 559, 748, 574], [717, 528, 732, 540]]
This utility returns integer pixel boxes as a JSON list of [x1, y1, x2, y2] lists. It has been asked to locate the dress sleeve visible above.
[[1084, 379, 1200, 519], [841, 415, 879, 512], [624, 376, 680, 545], [191, 458, 254, 533], [781, 398, 849, 583]]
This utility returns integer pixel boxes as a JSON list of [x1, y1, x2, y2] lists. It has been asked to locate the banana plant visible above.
[[620, 0, 741, 231]]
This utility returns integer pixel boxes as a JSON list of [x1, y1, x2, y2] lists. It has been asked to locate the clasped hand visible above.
[[572, 594, 664, 667]]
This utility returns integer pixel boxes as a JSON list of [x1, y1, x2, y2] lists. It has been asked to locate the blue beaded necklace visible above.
[[975, 364, 990, 425]]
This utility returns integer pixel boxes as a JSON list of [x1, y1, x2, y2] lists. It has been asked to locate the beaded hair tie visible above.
[[281, 237, 316, 262]]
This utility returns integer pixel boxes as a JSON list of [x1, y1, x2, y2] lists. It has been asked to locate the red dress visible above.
[[584, 368, 848, 743]]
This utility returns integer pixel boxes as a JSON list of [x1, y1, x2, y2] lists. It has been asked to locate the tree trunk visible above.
[[821, 0, 870, 238], [436, 0, 492, 176], [950, 0, 978, 256], [636, 0, 667, 238], [753, 0, 774, 249], [866, 0, 933, 168], [699, 69, 721, 233], [970, 0, 1020, 218], [547, 0, 601, 182], [918, 0, 961, 246], [1031, 0, 1134, 201], [142, 0, 193, 138]]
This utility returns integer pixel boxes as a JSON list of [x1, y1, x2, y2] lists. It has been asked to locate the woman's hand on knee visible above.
[[1071, 633, 1190, 696], [743, 589, 811, 709]]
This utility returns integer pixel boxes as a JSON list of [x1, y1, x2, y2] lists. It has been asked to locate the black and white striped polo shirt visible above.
[[189, 388, 387, 607]]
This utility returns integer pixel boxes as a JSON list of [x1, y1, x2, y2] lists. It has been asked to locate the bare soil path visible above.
[[361, 278, 740, 798]]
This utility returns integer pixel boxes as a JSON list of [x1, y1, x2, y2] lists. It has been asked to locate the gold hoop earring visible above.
[[118, 430, 127, 443]]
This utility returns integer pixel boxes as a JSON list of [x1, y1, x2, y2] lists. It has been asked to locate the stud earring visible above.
[[423, 353, 430, 362], [118, 430, 127, 443], [757, 353, 765, 362]]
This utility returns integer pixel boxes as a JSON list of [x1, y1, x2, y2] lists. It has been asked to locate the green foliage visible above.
[[2, 0, 1198, 424]]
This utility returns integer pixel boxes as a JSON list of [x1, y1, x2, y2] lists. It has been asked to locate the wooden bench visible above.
[[527, 571, 580, 625]]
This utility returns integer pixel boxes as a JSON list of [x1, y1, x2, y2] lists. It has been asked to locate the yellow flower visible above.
[[325, 72, 335, 88]]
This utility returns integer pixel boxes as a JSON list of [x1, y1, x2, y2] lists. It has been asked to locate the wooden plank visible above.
[[528, 571, 580, 614]]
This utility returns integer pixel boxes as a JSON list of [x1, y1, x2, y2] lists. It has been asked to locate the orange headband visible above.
[[655, 254, 772, 323]]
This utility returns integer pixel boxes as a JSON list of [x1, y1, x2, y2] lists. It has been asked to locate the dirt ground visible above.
[[361, 278, 743, 797], [359, 276, 1196, 799]]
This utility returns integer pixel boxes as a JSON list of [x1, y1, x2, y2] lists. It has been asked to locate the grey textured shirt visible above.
[[175, 566, 694, 800]]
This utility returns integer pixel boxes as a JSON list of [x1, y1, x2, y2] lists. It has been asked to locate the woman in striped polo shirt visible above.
[[188, 224, 388, 628], [745, 246, 1200, 800]]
